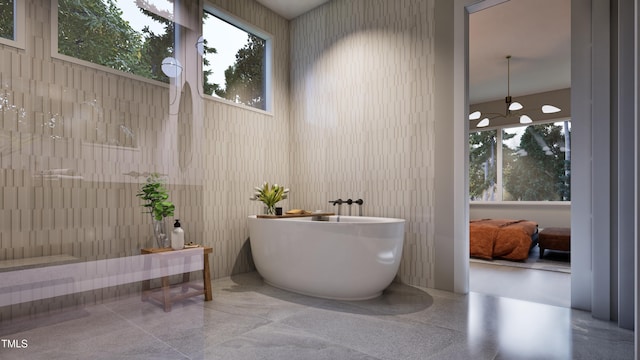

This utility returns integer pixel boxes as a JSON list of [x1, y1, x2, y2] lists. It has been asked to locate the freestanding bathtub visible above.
[[248, 215, 405, 300]]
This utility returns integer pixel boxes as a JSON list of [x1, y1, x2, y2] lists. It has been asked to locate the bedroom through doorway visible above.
[[466, 0, 571, 307]]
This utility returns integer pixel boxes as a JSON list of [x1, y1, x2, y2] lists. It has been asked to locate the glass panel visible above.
[[0, 0, 14, 40], [469, 129, 498, 201], [502, 122, 571, 201], [57, 0, 174, 83], [202, 11, 266, 110]]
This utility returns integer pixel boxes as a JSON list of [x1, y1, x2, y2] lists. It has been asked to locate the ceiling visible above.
[[469, 0, 571, 104], [256, 0, 330, 20], [257, 0, 571, 105]]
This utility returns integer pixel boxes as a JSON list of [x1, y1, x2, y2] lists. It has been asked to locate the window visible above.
[[0, 0, 25, 48], [0, 0, 14, 41], [469, 121, 571, 202], [202, 6, 270, 111], [55, 0, 174, 83]]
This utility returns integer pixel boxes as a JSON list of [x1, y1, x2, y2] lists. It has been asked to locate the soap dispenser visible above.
[[171, 219, 184, 250]]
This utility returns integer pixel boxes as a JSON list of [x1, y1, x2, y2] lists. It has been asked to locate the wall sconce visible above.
[[195, 36, 205, 56], [161, 57, 183, 78]]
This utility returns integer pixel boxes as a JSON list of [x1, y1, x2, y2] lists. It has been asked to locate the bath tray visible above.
[[257, 212, 335, 219]]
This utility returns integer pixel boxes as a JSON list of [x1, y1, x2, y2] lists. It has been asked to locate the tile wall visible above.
[[0, 0, 290, 319], [1, 0, 440, 321], [290, 0, 437, 287]]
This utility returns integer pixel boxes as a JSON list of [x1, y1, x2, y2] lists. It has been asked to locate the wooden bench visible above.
[[0, 250, 209, 308], [538, 227, 570, 258], [140, 247, 212, 312]]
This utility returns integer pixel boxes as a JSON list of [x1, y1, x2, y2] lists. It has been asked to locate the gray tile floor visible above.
[[0, 272, 634, 360], [470, 261, 571, 307]]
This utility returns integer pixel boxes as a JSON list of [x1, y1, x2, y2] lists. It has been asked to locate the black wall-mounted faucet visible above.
[[329, 198, 364, 216], [329, 199, 343, 216]]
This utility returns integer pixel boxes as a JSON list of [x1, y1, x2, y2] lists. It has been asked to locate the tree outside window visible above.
[[469, 121, 571, 202], [57, 0, 176, 83], [202, 10, 267, 111], [0, 0, 14, 40]]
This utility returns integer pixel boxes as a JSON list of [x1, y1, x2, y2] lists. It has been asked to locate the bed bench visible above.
[[538, 227, 571, 258]]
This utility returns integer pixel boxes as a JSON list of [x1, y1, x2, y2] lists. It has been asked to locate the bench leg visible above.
[[203, 253, 212, 301], [161, 276, 172, 312], [540, 247, 545, 258]]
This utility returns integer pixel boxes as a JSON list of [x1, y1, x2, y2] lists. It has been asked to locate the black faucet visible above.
[[329, 198, 364, 216], [329, 199, 344, 206], [329, 199, 343, 216]]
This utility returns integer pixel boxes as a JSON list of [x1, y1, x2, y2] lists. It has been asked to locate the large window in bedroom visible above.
[[55, 0, 174, 83], [469, 120, 571, 202], [202, 4, 271, 111]]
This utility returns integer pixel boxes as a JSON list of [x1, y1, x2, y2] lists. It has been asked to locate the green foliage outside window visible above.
[[57, 1, 264, 110], [469, 122, 571, 202], [202, 11, 266, 110], [0, 0, 14, 40], [469, 130, 497, 201], [503, 123, 571, 201], [58, 0, 156, 79], [214, 34, 265, 110]]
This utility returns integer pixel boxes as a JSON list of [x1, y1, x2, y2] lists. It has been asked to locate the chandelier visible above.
[[469, 55, 562, 128]]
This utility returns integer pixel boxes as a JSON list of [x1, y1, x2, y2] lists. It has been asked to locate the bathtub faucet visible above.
[[329, 198, 364, 216], [329, 199, 343, 216]]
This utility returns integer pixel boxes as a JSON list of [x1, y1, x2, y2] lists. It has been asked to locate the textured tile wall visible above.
[[0, 0, 290, 319], [290, 0, 437, 288], [1, 0, 437, 321], [202, 0, 291, 278]]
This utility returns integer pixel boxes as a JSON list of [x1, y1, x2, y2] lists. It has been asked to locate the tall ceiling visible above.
[[256, 0, 330, 20], [469, 0, 571, 104], [257, 0, 571, 105]]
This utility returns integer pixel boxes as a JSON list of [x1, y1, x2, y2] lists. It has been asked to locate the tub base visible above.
[[264, 279, 383, 301]]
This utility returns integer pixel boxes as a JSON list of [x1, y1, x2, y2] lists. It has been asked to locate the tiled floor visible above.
[[469, 261, 571, 307], [0, 272, 634, 360]]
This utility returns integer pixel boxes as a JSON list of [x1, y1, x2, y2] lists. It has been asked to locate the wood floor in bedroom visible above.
[[469, 260, 571, 308]]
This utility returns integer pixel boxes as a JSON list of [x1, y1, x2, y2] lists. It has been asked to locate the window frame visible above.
[[469, 117, 572, 204], [50, 0, 172, 87], [0, 0, 26, 49], [201, 3, 273, 114]]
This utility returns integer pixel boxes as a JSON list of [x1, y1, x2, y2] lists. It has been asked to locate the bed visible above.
[[470, 219, 539, 261]]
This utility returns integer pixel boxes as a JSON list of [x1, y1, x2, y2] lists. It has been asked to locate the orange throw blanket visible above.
[[470, 219, 538, 261]]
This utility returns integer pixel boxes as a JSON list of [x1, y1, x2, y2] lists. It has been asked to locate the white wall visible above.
[[470, 203, 571, 229]]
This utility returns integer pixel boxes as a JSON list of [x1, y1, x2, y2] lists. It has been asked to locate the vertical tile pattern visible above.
[[290, 0, 436, 287], [202, 0, 291, 278], [0, 0, 290, 319], [1, 0, 438, 320]]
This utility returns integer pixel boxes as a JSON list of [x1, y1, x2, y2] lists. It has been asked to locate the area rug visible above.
[[469, 246, 571, 274]]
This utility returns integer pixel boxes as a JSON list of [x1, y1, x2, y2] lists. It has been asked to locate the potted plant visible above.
[[250, 182, 289, 215], [137, 173, 175, 248]]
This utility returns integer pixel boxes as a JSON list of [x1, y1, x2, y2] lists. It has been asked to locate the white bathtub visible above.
[[248, 215, 405, 300]]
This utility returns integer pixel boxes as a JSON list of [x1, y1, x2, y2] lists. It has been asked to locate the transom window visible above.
[[0, 0, 25, 48], [469, 121, 571, 202], [202, 6, 270, 111], [56, 0, 174, 83], [0, 0, 14, 41]]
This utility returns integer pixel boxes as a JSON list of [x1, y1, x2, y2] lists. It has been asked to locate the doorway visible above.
[[465, 0, 572, 307]]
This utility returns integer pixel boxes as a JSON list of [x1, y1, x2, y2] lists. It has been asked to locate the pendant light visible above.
[[470, 55, 562, 128]]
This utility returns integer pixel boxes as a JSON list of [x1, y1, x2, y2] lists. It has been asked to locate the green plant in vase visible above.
[[136, 173, 175, 247], [250, 182, 289, 215]]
